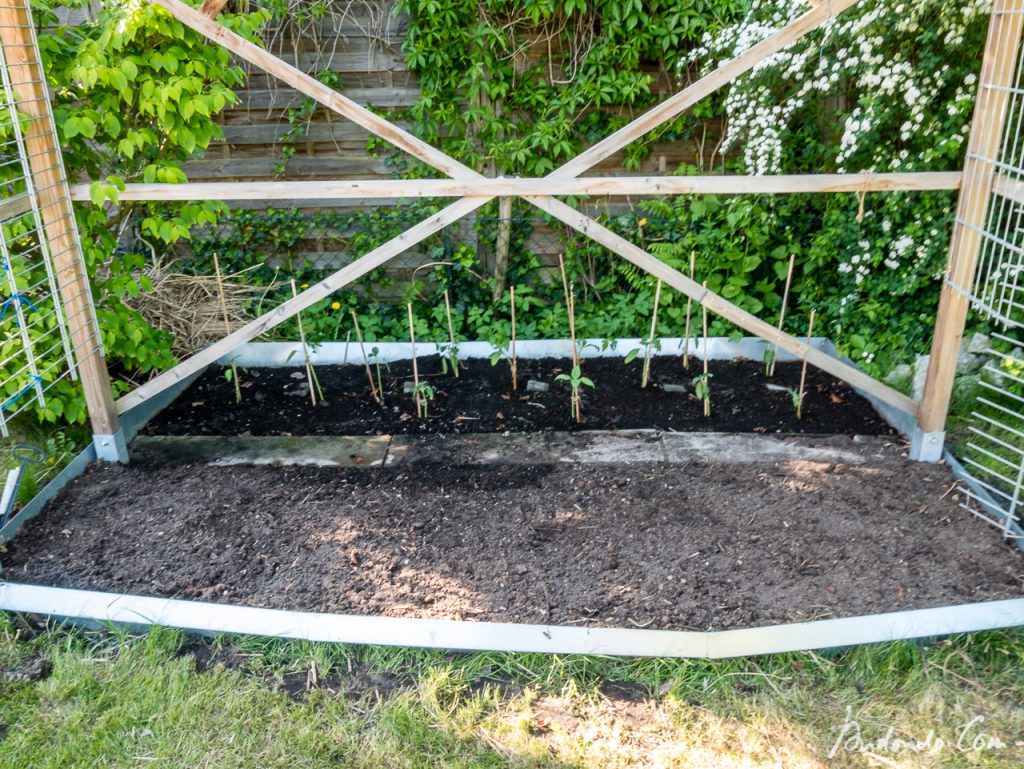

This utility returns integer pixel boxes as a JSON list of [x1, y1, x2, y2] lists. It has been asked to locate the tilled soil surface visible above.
[[143, 358, 895, 436], [3, 446, 1021, 631]]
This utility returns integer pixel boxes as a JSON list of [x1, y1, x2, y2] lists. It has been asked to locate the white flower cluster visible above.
[[686, 0, 988, 175], [682, 0, 988, 308]]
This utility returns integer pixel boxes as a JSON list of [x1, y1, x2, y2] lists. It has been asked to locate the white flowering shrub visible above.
[[681, 0, 990, 372]]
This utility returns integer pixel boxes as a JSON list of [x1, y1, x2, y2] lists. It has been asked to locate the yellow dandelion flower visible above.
[[331, 301, 341, 310], [300, 283, 309, 289], [638, 217, 648, 227]]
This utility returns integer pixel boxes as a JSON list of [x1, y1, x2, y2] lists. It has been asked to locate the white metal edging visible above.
[[220, 337, 832, 367], [1, 583, 1022, 658]]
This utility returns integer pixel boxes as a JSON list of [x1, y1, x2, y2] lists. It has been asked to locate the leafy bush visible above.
[[691, 0, 988, 372], [2, 0, 268, 427]]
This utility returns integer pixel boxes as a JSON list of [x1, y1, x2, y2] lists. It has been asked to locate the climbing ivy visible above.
[[391, 0, 751, 176]]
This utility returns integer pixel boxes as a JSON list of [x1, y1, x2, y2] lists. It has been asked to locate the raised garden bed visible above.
[[2, 435, 1021, 632], [2, 339, 1020, 653], [143, 357, 895, 436]]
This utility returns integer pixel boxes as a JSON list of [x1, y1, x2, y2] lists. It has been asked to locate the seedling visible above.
[[625, 336, 663, 386], [556, 364, 595, 423], [692, 372, 713, 417], [762, 347, 775, 377], [557, 255, 590, 419], [683, 250, 695, 370], [213, 254, 241, 404], [439, 340, 460, 377], [442, 289, 460, 378], [368, 345, 385, 398], [698, 288, 711, 416], [414, 381, 436, 418], [770, 253, 796, 378], [796, 308, 816, 420], [629, 279, 662, 388], [291, 279, 323, 406], [407, 303, 426, 419], [223, 357, 242, 405], [785, 386, 802, 414], [351, 310, 381, 404], [488, 339, 517, 387]]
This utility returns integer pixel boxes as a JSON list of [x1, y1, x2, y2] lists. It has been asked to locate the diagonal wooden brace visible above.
[[151, 0, 482, 181], [525, 195, 919, 417], [549, 0, 860, 179], [115, 197, 491, 413]]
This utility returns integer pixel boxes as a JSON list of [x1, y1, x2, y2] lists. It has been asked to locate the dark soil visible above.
[[4, 448, 1021, 631], [143, 358, 895, 437]]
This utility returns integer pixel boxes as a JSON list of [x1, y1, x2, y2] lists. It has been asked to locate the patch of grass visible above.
[[1, 616, 1022, 768]]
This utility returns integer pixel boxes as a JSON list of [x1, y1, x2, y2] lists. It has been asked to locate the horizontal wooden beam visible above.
[[524, 194, 920, 418], [0, 191, 31, 220], [992, 172, 1024, 205], [115, 196, 492, 413], [69, 173, 961, 202]]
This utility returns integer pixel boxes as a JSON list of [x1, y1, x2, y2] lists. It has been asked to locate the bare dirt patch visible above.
[[2, 442, 1021, 631]]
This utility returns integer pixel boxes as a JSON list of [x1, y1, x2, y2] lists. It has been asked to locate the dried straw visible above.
[[113, 259, 268, 356]]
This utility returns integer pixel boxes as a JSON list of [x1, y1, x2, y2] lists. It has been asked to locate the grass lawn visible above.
[[0, 615, 1022, 768]]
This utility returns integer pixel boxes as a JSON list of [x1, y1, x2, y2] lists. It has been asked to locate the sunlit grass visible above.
[[1, 616, 1022, 768]]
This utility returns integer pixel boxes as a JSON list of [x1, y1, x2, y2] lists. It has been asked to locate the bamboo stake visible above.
[[213, 254, 241, 404], [558, 256, 583, 422], [407, 303, 422, 418], [443, 288, 459, 378], [702, 284, 710, 418], [769, 254, 796, 378], [558, 253, 571, 326], [568, 285, 581, 422], [510, 285, 518, 391], [683, 251, 695, 370], [350, 310, 380, 403], [797, 309, 816, 421], [642, 279, 662, 389], [291, 280, 320, 406]]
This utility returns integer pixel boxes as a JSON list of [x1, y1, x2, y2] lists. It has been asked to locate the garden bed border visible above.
[[1, 337, 1021, 656], [1, 583, 1023, 659]]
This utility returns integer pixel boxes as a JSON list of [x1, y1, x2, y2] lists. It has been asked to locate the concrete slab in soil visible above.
[[130, 435, 390, 467], [388, 432, 884, 465], [130, 431, 887, 467]]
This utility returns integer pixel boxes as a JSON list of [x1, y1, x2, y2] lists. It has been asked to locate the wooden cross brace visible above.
[[117, 0, 921, 417]]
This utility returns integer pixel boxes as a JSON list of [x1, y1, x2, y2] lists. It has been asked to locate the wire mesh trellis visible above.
[[0, 10, 82, 436], [954, 6, 1024, 540]]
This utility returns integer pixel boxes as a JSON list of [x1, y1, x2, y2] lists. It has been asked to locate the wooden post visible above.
[[492, 196, 513, 300], [0, 0, 124, 460], [915, 0, 1024, 461]]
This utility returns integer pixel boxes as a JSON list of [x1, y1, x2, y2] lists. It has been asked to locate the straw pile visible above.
[[117, 260, 269, 356]]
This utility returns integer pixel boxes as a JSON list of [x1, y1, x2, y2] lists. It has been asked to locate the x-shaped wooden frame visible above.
[[117, 0, 925, 417]]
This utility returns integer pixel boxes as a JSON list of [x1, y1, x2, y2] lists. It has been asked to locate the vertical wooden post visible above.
[[915, 0, 1024, 461], [492, 196, 513, 300], [0, 0, 124, 460]]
